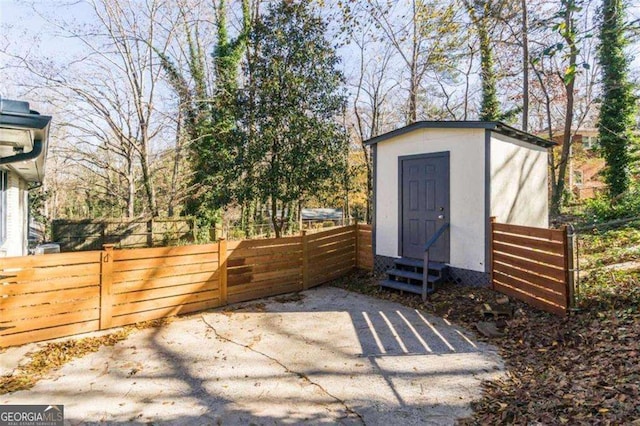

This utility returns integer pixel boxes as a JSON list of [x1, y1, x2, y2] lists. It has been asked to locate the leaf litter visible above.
[[0, 318, 171, 394], [332, 269, 640, 424]]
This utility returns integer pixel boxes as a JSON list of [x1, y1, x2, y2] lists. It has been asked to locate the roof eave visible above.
[[363, 121, 557, 149]]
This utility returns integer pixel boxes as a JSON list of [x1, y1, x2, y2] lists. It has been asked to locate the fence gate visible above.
[[490, 218, 573, 316]]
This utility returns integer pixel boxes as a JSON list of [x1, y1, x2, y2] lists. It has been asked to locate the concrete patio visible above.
[[1, 287, 504, 425]]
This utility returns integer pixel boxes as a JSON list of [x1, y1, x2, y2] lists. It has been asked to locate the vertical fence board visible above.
[[219, 238, 228, 305], [99, 244, 115, 330], [302, 230, 309, 290]]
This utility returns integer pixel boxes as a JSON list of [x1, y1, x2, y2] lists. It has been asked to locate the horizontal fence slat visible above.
[[114, 252, 218, 273], [227, 252, 301, 267], [228, 259, 302, 276], [228, 281, 301, 304], [227, 236, 301, 251], [493, 271, 567, 306], [113, 262, 219, 284], [0, 297, 99, 323], [307, 226, 356, 244], [493, 232, 564, 253], [2, 263, 101, 283], [493, 261, 565, 293], [0, 251, 101, 269], [493, 223, 565, 242], [309, 244, 355, 263], [491, 221, 569, 316], [112, 291, 218, 317], [112, 281, 218, 305], [0, 287, 100, 310], [493, 252, 565, 282], [309, 256, 355, 276], [493, 241, 565, 268], [310, 263, 355, 287], [0, 225, 362, 348], [110, 299, 219, 328], [308, 232, 356, 249], [244, 267, 301, 284], [228, 268, 301, 287], [113, 272, 219, 294], [0, 308, 100, 337], [113, 244, 218, 261], [0, 320, 100, 348], [493, 279, 566, 316], [229, 244, 302, 258], [0, 274, 101, 296]]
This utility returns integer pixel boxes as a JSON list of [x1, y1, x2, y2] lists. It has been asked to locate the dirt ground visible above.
[[1, 287, 503, 425]]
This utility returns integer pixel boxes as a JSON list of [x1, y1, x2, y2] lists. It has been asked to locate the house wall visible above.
[[490, 133, 549, 228], [0, 170, 28, 257], [375, 128, 487, 272]]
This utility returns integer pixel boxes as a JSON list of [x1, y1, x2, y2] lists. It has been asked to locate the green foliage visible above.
[[597, 0, 638, 197], [242, 1, 348, 237], [584, 187, 640, 221], [185, 0, 251, 224], [463, 0, 501, 121], [579, 222, 640, 268]]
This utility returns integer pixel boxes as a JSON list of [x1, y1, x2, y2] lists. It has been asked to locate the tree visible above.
[[10, 0, 175, 218], [365, 0, 459, 124], [521, 0, 530, 131], [598, 0, 637, 197], [462, 0, 503, 121], [155, 0, 251, 223], [243, 1, 348, 237]]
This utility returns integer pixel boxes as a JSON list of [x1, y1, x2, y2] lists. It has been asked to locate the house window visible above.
[[0, 170, 6, 244], [583, 136, 599, 150], [574, 170, 584, 186]]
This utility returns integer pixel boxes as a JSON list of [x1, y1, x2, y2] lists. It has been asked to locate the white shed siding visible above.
[[0, 171, 28, 257], [490, 133, 549, 228], [375, 128, 487, 272]]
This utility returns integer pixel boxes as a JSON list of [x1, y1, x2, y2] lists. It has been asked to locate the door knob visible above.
[[438, 214, 444, 219]]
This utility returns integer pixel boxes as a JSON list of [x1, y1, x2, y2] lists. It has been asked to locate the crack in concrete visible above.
[[201, 316, 366, 425]]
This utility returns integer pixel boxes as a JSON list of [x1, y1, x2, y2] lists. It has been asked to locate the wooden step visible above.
[[386, 269, 441, 284], [393, 258, 449, 272], [379, 279, 432, 295]]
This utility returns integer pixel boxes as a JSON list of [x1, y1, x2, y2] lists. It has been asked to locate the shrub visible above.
[[584, 185, 640, 222]]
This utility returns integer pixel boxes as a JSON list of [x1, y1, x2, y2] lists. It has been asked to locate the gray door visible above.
[[400, 153, 450, 262]]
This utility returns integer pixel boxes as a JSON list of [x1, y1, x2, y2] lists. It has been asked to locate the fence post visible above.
[[100, 244, 115, 330], [354, 220, 359, 269], [301, 230, 309, 290], [489, 217, 496, 290], [219, 237, 228, 305], [563, 225, 574, 311], [146, 219, 154, 247]]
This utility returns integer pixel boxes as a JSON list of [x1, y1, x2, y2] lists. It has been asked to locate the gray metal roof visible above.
[[363, 121, 557, 149], [302, 208, 344, 221]]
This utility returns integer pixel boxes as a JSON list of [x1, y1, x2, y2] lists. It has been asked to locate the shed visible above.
[[365, 121, 556, 291]]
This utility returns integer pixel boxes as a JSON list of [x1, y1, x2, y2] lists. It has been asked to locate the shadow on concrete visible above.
[[5, 287, 502, 425]]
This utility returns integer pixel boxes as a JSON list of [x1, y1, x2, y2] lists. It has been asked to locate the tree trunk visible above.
[[127, 157, 135, 218], [521, 0, 529, 131], [270, 196, 282, 238], [140, 135, 158, 217], [168, 110, 182, 217], [550, 12, 578, 217]]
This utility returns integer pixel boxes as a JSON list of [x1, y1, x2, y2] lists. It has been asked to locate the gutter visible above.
[[0, 140, 43, 165]]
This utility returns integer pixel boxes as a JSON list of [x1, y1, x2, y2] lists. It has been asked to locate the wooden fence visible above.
[[490, 219, 572, 316], [0, 224, 373, 348], [52, 217, 197, 251]]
